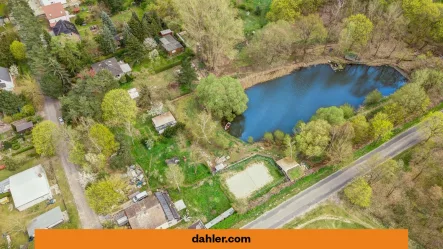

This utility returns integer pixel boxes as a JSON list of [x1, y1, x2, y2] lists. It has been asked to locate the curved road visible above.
[[243, 125, 424, 229], [44, 97, 102, 229]]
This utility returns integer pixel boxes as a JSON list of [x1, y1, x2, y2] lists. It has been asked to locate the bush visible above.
[[2, 141, 12, 150], [263, 132, 274, 144], [21, 104, 35, 116], [2, 116, 13, 123], [340, 103, 355, 119], [254, 6, 262, 16], [11, 143, 20, 150], [247, 136, 254, 144], [364, 89, 383, 105], [75, 16, 85, 26], [11, 146, 34, 156], [214, 134, 230, 149], [273, 130, 285, 144]]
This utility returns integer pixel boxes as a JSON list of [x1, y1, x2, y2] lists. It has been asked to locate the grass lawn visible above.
[[0, 150, 41, 181], [287, 166, 304, 181], [168, 178, 231, 223]]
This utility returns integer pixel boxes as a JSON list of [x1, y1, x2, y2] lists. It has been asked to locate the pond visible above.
[[229, 64, 407, 141]]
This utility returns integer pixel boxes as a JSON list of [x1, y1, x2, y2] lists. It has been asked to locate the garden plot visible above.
[[225, 163, 273, 199]]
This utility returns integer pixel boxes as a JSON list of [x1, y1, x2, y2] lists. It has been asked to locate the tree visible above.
[[137, 83, 152, 108], [101, 11, 116, 35], [196, 74, 248, 121], [311, 106, 345, 125], [89, 124, 119, 157], [75, 16, 85, 26], [284, 134, 297, 160], [1, 155, 20, 171], [165, 164, 185, 191], [344, 177, 372, 207], [124, 28, 146, 63], [102, 89, 137, 127], [85, 176, 126, 214], [9, 65, 19, 77], [51, 35, 89, 74], [383, 102, 406, 126], [274, 130, 285, 144], [44, 58, 70, 91], [174, 0, 244, 71], [294, 14, 327, 57], [143, 37, 157, 51], [411, 69, 443, 103], [32, 121, 60, 157], [327, 122, 354, 164], [192, 111, 217, 144], [266, 0, 302, 22], [0, 31, 19, 67], [367, 159, 401, 185], [9, 41, 26, 61], [96, 26, 116, 55], [340, 103, 354, 119], [178, 58, 197, 89], [127, 12, 146, 42], [246, 21, 295, 67], [420, 112, 443, 142], [391, 83, 430, 118], [370, 112, 393, 141], [339, 14, 373, 50], [41, 73, 64, 98], [99, 0, 123, 14], [296, 120, 331, 157], [110, 134, 135, 170], [351, 114, 370, 144], [364, 89, 382, 105], [0, 90, 25, 115], [402, 0, 440, 45], [15, 75, 44, 110]]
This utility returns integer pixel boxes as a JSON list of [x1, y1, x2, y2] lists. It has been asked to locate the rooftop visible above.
[[11, 119, 34, 132], [160, 29, 173, 36], [124, 195, 168, 229], [159, 34, 183, 52], [42, 3, 66, 20], [152, 112, 176, 128], [27, 206, 64, 237], [155, 191, 180, 221], [9, 165, 51, 209], [0, 67, 11, 82], [53, 20, 79, 36], [91, 57, 126, 78], [276, 157, 300, 173]]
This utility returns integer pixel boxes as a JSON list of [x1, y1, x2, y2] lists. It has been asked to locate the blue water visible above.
[[229, 64, 407, 141]]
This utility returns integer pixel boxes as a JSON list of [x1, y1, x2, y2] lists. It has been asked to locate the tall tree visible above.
[[174, 0, 244, 71], [127, 12, 146, 42], [191, 111, 217, 144], [370, 112, 393, 141], [41, 73, 64, 98], [89, 123, 119, 157], [391, 83, 430, 118], [311, 106, 345, 125], [296, 119, 331, 158], [364, 89, 382, 105], [99, 0, 123, 14], [102, 89, 137, 127], [351, 114, 370, 144], [266, 0, 302, 22], [100, 11, 117, 35], [86, 176, 126, 214], [339, 14, 373, 51], [96, 26, 116, 55], [327, 122, 355, 164], [294, 14, 327, 57], [411, 69, 443, 103], [196, 74, 248, 121], [165, 164, 185, 191], [123, 27, 146, 63], [420, 112, 443, 142], [344, 177, 372, 207], [0, 32, 19, 67], [32, 121, 60, 157], [0, 90, 25, 115], [178, 58, 197, 89], [402, 0, 440, 46], [9, 41, 26, 61], [284, 134, 297, 160]]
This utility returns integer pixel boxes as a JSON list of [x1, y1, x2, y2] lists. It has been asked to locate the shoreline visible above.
[[239, 57, 411, 89]]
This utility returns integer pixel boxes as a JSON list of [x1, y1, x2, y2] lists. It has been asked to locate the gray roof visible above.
[[160, 29, 172, 36], [27, 206, 64, 237], [0, 178, 10, 194], [53, 20, 79, 36], [11, 119, 34, 132], [188, 219, 206, 229], [159, 34, 183, 52], [0, 67, 11, 82], [154, 191, 180, 221], [91, 57, 123, 77]]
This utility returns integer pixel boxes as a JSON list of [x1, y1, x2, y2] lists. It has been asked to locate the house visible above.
[[123, 191, 180, 229], [9, 165, 53, 211], [91, 57, 131, 79], [0, 67, 14, 91], [152, 112, 177, 134], [276, 157, 303, 180], [159, 30, 184, 56], [52, 20, 80, 40], [42, 3, 70, 28], [27, 206, 64, 238], [39, 0, 67, 7], [11, 119, 34, 133]]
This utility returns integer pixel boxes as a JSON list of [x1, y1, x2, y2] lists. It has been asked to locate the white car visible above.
[[58, 117, 64, 124]]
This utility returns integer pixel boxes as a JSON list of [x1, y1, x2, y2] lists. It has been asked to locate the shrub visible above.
[[2, 116, 13, 123], [75, 16, 85, 26], [254, 6, 262, 16], [340, 103, 354, 119], [263, 132, 274, 144], [247, 136, 254, 144], [273, 130, 285, 144], [364, 89, 383, 105], [214, 134, 230, 149], [11, 143, 20, 150], [2, 141, 12, 150], [11, 146, 34, 156]]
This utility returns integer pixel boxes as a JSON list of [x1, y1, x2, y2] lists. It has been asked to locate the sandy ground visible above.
[[226, 163, 273, 199]]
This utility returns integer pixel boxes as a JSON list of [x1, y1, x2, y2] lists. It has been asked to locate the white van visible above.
[[132, 191, 148, 203]]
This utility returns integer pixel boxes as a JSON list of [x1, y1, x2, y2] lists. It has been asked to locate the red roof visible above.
[[42, 3, 66, 20]]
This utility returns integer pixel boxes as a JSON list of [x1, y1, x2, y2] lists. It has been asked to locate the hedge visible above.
[[11, 146, 34, 156]]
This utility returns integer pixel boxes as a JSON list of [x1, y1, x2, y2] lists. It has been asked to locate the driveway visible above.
[[44, 97, 102, 229], [243, 125, 424, 228]]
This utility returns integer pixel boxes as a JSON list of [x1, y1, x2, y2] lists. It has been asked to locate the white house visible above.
[[42, 3, 70, 28], [9, 165, 53, 211], [40, 0, 66, 6], [0, 67, 14, 91]]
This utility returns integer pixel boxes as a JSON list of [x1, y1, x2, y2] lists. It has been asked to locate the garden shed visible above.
[[11, 119, 34, 133], [152, 112, 177, 134]]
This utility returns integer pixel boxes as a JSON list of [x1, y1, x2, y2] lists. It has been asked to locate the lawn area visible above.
[[168, 178, 232, 223], [287, 166, 304, 181], [0, 149, 41, 181], [236, 0, 272, 34]]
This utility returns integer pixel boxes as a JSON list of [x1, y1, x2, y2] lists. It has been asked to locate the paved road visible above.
[[243, 125, 424, 229], [44, 97, 102, 229]]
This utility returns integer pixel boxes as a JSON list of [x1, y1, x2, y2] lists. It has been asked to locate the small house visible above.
[[159, 30, 184, 56], [9, 165, 53, 211], [27, 206, 65, 238], [52, 20, 80, 40], [11, 119, 34, 133], [276, 157, 304, 181], [152, 112, 177, 134], [91, 57, 131, 79], [0, 67, 14, 91], [42, 3, 70, 28]]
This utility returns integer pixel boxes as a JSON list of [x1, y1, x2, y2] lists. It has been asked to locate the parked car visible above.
[[58, 117, 64, 124], [132, 191, 148, 203]]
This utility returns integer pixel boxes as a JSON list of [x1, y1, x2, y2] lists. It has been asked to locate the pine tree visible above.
[[141, 13, 152, 38], [127, 12, 145, 42], [178, 58, 197, 88], [124, 27, 145, 63], [101, 11, 117, 35], [97, 26, 116, 55]]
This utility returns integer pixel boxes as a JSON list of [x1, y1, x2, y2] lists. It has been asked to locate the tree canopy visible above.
[[295, 119, 331, 157], [311, 106, 345, 125], [339, 14, 373, 50], [0, 90, 25, 115], [86, 176, 126, 215], [267, 0, 302, 22], [370, 112, 393, 141], [102, 89, 137, 127], [89, 123, 119, 157], [344, 177, 372, 207], [32, 121, 59, 157]]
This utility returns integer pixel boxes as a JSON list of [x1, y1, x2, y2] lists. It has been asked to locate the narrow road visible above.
[[44, 97, 102, 229], [243, 125, 424, 229]]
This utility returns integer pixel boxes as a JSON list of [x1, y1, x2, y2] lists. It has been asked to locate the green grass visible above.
[[287, 166, 304, 181], [0, 152, 40, 181], [0, 3, 5, 17], [168, 178, 231, 223]]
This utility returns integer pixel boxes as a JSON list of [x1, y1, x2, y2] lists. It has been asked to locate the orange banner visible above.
[[35, 229, 408, 249]]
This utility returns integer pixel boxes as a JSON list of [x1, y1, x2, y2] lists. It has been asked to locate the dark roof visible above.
[[11, 119, 34, 132], [188, 220, 206, 229], [0, 67, 11, 82], [53, 20, 79, 36], [155, 191, 180, 221], [159, 34, 183, 52], [91, 57, 123, 77]]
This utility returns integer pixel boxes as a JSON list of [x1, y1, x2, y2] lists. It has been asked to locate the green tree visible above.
[[89, 124, 119, 157], [137, 83, 152, 108], [339, 14, 373, 50], [165, 164, 185, 191], [101, 11, 116, 35], [102, 89, 137, 127], [367, 159, 401, 185], [274, 130, 285, 144], [124, 27, 146, 64], [340, 103, 354, 119], [294, 14, 327, 57], [402, 0, 440, 45], [99, 0, 123, 14], [110, 134, 135, 170], [1, 155, 20, 171], [0, 31, 19, 67], [263, 132, 274, 144], [0, 91, 25, 115], [284, 134, 297, 160], [178, 58, 197, 89], [86, 176, 126, 214], [267, 0, 302, 22], [51, 35, 89, 74], [127, 12, 146, 42], [383, 102, 406, 126], [311, 106, 345, 125], [327, 122, 354, 164], [295, 120, 331, 157], [196, 74, 248, 121], [41, 72, 64, 98], [420, 112, 443, 142], [96, 26, 116, 55], [44, 58, 70, 91], [411, 69, 443, 102], [391, 83, 430, 118], [344, 177, 372, 207], [9, 41, 26, 61], [370, 112, 393, 141], [364, 89, 382, 105], [174, 0, 244, 71], [351, 114, 370, 144], [32, 121, 59, 156]]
